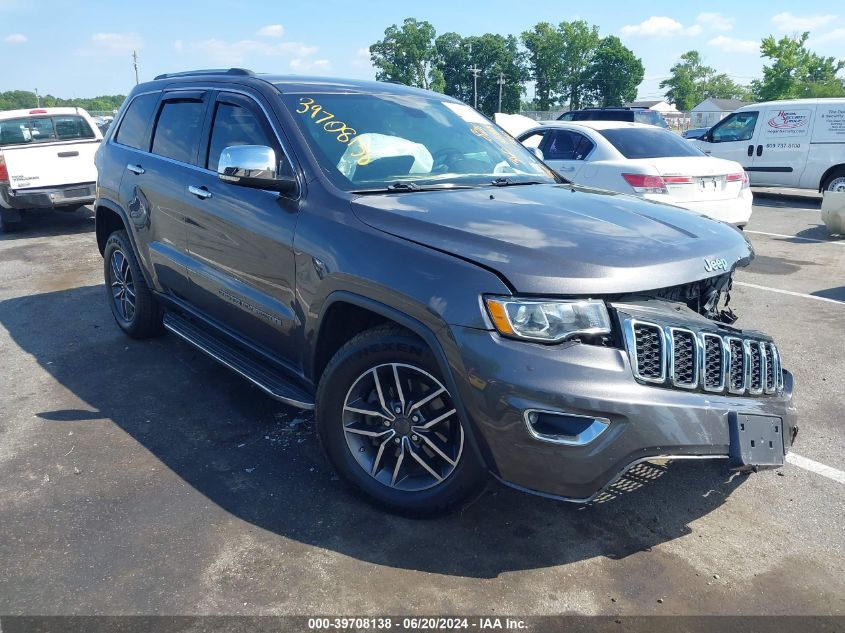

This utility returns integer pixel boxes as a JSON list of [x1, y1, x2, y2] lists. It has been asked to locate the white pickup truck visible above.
[[0, 106, 102, 231]]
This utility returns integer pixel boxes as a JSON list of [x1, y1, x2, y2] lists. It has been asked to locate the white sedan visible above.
[[514, 120, 753, 227]]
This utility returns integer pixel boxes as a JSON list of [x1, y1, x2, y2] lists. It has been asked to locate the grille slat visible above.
[[626, 319, 782, 398]]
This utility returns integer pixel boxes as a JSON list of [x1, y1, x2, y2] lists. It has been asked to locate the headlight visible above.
[[484, 296, 611, 343]]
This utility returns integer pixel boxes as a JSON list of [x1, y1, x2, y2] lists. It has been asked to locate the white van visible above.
[[694, 98, 845, 192], [0, 106, 102, 231]]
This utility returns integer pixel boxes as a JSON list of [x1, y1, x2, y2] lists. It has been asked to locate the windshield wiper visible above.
[[490, 177, 546, 187], [350, 181, 476, 194]]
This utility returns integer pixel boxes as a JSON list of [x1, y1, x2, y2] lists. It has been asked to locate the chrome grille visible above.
[[624, 318, 782, 397]]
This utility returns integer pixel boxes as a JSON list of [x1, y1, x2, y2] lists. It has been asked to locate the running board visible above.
[[163, 312, 315, 410]]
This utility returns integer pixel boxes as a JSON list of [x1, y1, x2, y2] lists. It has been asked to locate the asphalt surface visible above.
[[0, 196, 842, 617]]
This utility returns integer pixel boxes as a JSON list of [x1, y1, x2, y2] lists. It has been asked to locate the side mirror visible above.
[[217, 145, 298, 194], [531, 147, 545, 161]]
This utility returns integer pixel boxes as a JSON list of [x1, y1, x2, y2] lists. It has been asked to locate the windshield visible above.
[[0, 115, 96, 146], [277, 90, 558, 191], [598, 127, 704, 159]]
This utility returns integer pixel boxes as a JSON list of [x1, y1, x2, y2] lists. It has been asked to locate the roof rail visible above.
[[153, 68, 255, 80]]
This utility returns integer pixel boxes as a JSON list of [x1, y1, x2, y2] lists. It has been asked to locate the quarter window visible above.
[[206, 102, 273, 172], [151, 99, 206, 164], [114, 93, 159, 150]]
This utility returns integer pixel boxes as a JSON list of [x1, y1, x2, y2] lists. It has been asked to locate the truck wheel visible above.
[[316, 325, 486, 516], [103, 230, 163, 339], [0, 208, 23, 233], [822, 168, 845, 193]]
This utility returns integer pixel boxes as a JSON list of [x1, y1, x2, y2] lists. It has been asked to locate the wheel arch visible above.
[[94, 199, 156, 289], [310, 291, 494, 470], [819, 163, 845, 192]]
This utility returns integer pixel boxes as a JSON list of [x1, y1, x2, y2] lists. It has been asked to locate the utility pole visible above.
[[34, 88, 40, 108], [497, 73, 506, 113], [132, 50, 139, 85], [469, 66, 481, 109]]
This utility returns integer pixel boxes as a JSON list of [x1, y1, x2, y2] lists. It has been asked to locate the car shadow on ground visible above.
[[0, 285, 746, 579], [0, 206, 95, 240], [793, 225, 844, 243]]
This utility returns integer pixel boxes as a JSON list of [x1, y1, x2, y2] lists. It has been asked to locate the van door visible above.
[[749, 106, 814, 187], [695, 110, 758, 174]]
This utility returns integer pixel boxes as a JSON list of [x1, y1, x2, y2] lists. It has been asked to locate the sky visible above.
[[1, 0, 843, 103]]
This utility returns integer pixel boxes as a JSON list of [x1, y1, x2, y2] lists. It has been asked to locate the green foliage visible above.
[[752, 32, 845, 100], [520, 22, 563, 111], [0, 91, 125, 113], [660, 51, 753, 110], [586, 36, 644, 107], [370, 18, 441, 90], [435, 32, 527, 114]]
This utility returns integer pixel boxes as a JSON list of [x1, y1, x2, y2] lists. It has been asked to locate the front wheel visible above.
[[822, 168, 845, 193], [103, 230, 163, 338], [316, 325, 485, 516]]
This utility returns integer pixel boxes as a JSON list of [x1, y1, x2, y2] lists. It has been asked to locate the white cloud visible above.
[[179, 38, 318, 65], [256, 24, 284, 38], [75, 32, 143, 56], [707, 35, 759, 54], [696, 12, 734, 32], [3, 32, 26, 43], [289, 58, 331, 72], [771, 12, 837, 32], [811, 27, 845, 43], [620, 16, 701, 38]]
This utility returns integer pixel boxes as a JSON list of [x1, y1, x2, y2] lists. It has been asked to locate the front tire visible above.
[[822, 168, 845, 193], [103, 230, 163, 338], [316, 325, 485, 516]]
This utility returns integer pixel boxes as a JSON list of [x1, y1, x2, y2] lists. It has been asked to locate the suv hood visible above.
[[351, 184, 753, 295]]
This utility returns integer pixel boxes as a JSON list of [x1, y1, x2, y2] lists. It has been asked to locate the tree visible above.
[[435, 32, 527, 114], [0, 91, 125, 112], [521, 22, 564, 111], [701, 74, 753, 101], [556, 20, 601, 110], [586, 36, 644, 107], [370, 18, 441, 90], [752, 32, 845, 100], [660, 51, 714, 111]]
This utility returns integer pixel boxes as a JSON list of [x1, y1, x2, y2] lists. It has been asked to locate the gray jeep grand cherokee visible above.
[[94, 68, 796, 515]]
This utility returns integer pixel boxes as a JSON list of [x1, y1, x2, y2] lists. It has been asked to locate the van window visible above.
[[710, 112, 758, 142], [115, 93, 159, 150], [151, 100, 206, 165]]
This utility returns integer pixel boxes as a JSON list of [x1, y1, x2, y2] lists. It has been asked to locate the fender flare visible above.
[[313, 290, 495, 471], [94, 197, 155, 288]]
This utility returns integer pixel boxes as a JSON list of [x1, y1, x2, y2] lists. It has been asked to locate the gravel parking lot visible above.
[[1, 194, 843, 617]]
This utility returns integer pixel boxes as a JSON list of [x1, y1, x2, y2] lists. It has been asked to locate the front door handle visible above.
[[747, 144, 754, 157], [187, 185, 212, 200], [756, 145, 763, 157], [558, 166, 576, 172], [127, 164, 145, 175]]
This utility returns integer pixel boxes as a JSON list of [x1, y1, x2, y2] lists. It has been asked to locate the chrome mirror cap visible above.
[[217, 145, 298, 194]]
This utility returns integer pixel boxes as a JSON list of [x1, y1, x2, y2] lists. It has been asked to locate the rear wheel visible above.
[[316, 325, 485, 516], [103, 230, 163, 338], [0, 208, 23, 233], [822, 168, 845, 193]]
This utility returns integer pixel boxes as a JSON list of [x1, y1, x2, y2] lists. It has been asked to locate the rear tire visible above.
[[103, 230, 163, 339], [316, 325, 486, 517], [0, 208, 23, 233], [822, 168, 845, 193]]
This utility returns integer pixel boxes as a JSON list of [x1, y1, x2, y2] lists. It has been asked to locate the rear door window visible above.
[[540, 130, 594, 160], [151, 97, 207, 165], [115, 93, 159, 150]]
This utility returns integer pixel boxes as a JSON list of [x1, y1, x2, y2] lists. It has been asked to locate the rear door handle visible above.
[[756, 145, 763, 157], [127, 164, 145, 175], [58, 151, 79, 158], [188, 185, 212, 200]]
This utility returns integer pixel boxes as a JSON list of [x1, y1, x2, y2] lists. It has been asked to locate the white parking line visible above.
[[745, 230, 845, 245], [733, 281, 845, 306], [787, 453, 845, 484]]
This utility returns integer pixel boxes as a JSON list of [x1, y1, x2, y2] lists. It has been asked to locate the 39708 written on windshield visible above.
[[295, 97, 371, 166]]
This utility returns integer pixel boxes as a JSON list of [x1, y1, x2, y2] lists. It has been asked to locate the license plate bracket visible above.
[[729, 413, 784, 469]]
